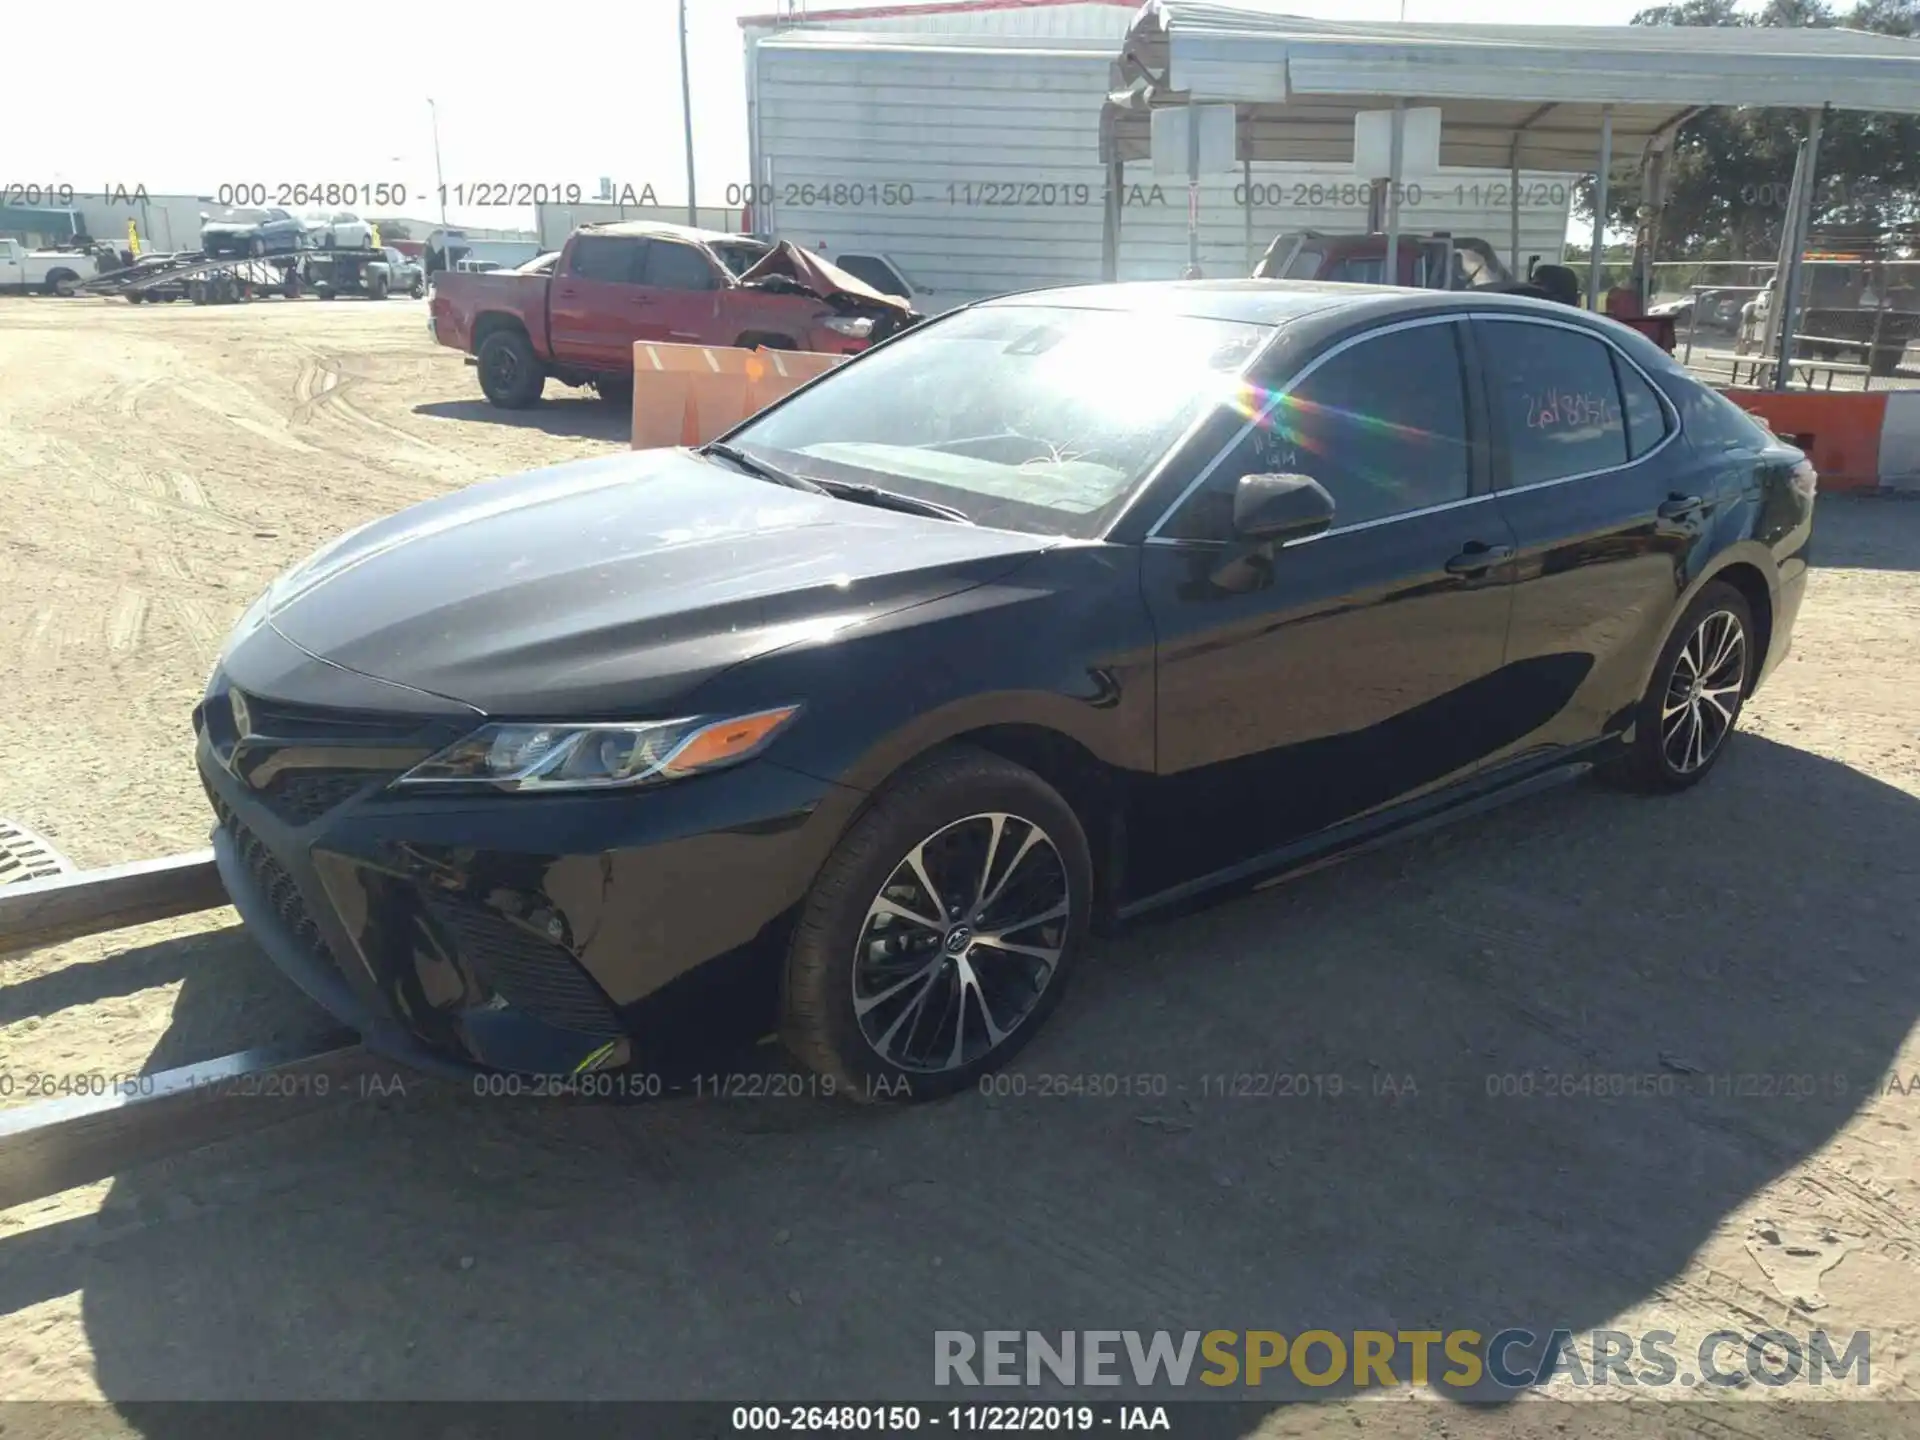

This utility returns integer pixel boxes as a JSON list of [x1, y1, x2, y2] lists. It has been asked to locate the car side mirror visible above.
[[1231, 472, 1336, 543]]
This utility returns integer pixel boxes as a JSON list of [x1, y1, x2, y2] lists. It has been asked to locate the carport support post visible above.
[[1102, 157, 1123, 283], [1384, 100, 1405, 285], [1187, 97, 1202, 275], [1508, 144, 1522, 278], [1243, 152, 1254, 274], [1773, 107, 1826, 393], [1588, 105, 1613, 311]]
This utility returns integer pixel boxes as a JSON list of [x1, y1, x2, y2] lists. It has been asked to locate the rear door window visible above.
[[1479, 319, 1630, 485]]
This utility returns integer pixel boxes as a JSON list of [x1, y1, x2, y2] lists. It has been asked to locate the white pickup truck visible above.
[[0, 238, 99, 295]]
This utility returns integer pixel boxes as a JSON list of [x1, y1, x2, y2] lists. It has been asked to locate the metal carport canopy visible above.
[[1099, 3, 1920, 172]]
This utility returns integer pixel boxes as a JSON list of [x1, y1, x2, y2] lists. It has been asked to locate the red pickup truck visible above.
[[429, 221, 915, 409]]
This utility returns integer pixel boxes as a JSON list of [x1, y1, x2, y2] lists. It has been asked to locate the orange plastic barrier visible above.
[[1720, 388, 1885, 492], [631, 343, 848, 450], [630, 343, 752, 450], [744, 347, 843, 412]]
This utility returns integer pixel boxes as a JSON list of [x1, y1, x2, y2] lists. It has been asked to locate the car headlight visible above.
[[821, 315, 875, 338], [393, 706, 800, 793]]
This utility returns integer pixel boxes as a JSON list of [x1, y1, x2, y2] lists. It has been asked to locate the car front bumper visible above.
[[195, 658, 863, 1078]]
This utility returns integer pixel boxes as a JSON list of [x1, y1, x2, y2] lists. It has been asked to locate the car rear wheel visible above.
[[781, 748, 1091, 1102], [43, 269, 79, 296], [476, 329, 545, 408], [1611, 581, 1753, 792]]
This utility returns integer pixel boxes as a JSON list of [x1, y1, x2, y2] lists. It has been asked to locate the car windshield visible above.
[[725, 304, 1269, 538]]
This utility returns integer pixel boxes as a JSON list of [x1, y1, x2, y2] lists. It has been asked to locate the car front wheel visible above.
[[782, 748, 1091, 1102], [1613, 580, 1754, 792]]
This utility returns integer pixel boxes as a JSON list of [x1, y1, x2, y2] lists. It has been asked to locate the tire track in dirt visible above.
[[289, 344, 475, 472], [167, 596, 231, 662], [107, 589, 151, 652]]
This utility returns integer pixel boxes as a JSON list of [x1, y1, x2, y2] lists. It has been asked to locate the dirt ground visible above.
[[4, 295, 1920, 1433]]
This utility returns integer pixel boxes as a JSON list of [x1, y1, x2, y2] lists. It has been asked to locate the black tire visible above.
[[781, 747, 1092, 1103], [1609, 581, 1755, 793], [476, 329, 545, 408], [43, 268, 80, 296], [126, 290, 145, 304], [409, 279, 424, 299], [367, 271, 389, 301]]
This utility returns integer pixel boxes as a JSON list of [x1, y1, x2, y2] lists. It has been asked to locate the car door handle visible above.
[[1658, 493, 1707, 520], [1444, 542, 1515, 575]]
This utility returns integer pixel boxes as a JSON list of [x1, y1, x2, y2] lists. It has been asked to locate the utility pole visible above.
[[428, 97, 450, 274], [680, 0, 698, 225]]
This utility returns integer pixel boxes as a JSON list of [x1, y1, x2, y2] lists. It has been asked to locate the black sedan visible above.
[[197, 282, 1815, 1100], [200, 206, 306, 258]]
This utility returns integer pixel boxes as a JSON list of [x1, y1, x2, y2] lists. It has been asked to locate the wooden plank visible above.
[[0, 849, 229, 960], [0, 1036, 378, 1211]]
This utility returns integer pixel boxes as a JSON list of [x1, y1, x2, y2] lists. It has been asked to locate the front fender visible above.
[[684, 545, 1159, 798]]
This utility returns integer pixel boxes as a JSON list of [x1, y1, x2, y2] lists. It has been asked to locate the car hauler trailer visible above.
[[739, 1, 1576, 311]]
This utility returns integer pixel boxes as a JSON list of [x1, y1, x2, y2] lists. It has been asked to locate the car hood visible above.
[[265, 447, 1058, 715]]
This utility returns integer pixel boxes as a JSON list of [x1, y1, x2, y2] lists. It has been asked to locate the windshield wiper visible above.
[[702, 442, 971, 524], [701, 441, 828, 494], [811, 479, 974, 524]]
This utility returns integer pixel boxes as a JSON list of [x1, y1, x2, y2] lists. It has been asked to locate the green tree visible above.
[[1578, 0, 1919, 258]]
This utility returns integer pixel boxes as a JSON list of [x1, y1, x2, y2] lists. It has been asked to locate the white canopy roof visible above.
[[1101, 3, 1920, 172]]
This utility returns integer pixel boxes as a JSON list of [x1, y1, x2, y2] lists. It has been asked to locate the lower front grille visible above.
[[257, 769, 386, 826], [425, 899, 625, 1038], [209, 793, 340, 977]]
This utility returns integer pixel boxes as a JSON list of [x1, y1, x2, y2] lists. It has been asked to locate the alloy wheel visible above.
[[851, 812, 1070, 1074], [1661, 608, 1746, 775]]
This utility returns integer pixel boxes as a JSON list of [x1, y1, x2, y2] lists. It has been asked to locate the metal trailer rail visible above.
[[0, 852, 376, 1211], [76, 247, 396, 303]]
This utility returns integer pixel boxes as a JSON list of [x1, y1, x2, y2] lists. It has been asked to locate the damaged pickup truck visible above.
[[428, 221, 918, 409]]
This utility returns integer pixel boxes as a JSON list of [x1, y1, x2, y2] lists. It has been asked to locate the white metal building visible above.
[[741, 0, 1575, 307], [74, 193, 217, 254]]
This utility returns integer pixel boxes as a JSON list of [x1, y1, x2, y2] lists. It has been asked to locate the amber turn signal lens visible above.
[[660, 706, 800, 778]]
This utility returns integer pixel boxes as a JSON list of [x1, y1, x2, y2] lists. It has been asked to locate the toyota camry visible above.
[[196, 281, 1814, 1100]]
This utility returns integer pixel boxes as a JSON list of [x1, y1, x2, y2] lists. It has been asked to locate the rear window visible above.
[[1678, 380, 1774, 453]]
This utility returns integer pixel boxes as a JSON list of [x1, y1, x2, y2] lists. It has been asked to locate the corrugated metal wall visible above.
[[749, 31, 1573, 307], [755, 2, 1137, 41]]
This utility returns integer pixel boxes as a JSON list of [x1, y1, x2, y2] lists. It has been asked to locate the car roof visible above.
[[577, 220, 759, 245], [980, 279, 1632, 331]]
